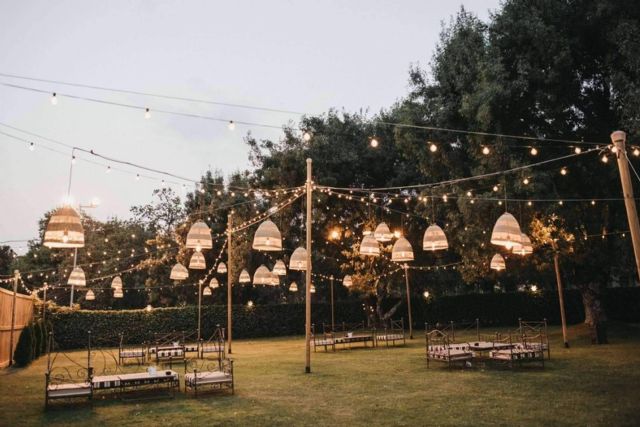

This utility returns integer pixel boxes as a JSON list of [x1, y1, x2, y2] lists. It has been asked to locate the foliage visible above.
[[13, 323, 34, 367]]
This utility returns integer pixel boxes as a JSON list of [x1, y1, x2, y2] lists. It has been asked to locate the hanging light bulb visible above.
[[429, 142, 438, 152], [303, 131, 312, 141], [370, 137, 379, 148], [342, 275, 353, 288], [393, 229, 402, 239], [560, 167, 568, 176], [50, 93, 58, 105], [423, 290, 430, 299], [611, 145, 619, 154], [466, 191, 472, 197], [601, 155, 609, 163], [493, 185, 499, 192], [634, 148, 640, 157], [106, 166, 112, 174], [71, 155, 76, 165], [523, 178, 530, 185], [29, 142, 35, 151], [574, 147, 582, 154], [144, 108, 151, 119], [482, 146, 490, 155], [135, 174, 140, 181], [530, 147, 538, 156], [228, 120, 236, 130]]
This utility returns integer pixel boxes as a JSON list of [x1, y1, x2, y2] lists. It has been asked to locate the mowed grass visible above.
[[1, 323, 640, 426]]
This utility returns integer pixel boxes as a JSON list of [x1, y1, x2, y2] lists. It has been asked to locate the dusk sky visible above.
[[0, 0, 499, 253]]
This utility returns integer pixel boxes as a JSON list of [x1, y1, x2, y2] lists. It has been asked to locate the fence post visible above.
[[8, 270, 20, 367]]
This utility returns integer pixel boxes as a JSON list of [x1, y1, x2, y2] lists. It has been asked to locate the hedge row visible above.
[[13, 320, 47, 367], [49, 288, 640, 349]]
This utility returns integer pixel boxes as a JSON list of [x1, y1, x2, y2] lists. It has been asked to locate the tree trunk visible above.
[[581, 282, 608, 345]]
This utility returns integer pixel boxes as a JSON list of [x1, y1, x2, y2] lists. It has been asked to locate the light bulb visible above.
[[228, 121, 236, 131], [71, 156, 76, 165], [423, 291, 430, 299], [161, 180, 166, 187], [466, 191, 472, 197], [591, 200, 596, 205], [493, 185, 499, 192], [29, 142, 35, 151], [531, 285, 538, 292], [62, 232, 69, 243], [634, 148, 640, 157], [429, 142, 438, 152], [527, 201, 532, 206], [442, 194, 448, 202], [50, 93, 58, 105], [370, 137, 379, 148], [574, 147, 582, 154], [144, 108, 151, 119], [560, 167, 567, 175], [106, 166, 112, 174], [135, 174, 140, 181], [601, 155, 609, 163], [482, 146, 490, 155], [523, 178, 529, 185], [196, 244, 202, 252], [303, 131, 311, 141], [530, 147, 538, 156], [393, 230, 402, 239], [611, 145, 619, 154]]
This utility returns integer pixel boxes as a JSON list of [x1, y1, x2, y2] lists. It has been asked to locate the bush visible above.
[[13, 324, 34, 367]]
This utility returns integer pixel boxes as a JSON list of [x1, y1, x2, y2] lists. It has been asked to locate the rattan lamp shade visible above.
[[269, 272, 280, 286], [423, 224, 448, 251], [272, 259, 287, 276], [185, 221, 212, 251], [170, 263, 188, 280], [373, 222, 393, 242], [343, 275, 353, 288], [391, 237, 414, 262], [113, 288, 123, 298], [210, 278, 220, 289], [491, 212, 522, 250], [43, 206, 85, 248], [67, 267, 86, 287], [514, 233, 533, 256], [85, 289, 95, 301], [203, 286, 212, 296], [216, 262, 227, 274], [239, 269, 251, 283], [111, 276, 123, 289], [490, 253, 506, 271], [289, 247, 308, 271], [253, 265, 272, 285], [252, 219, 282, 251], [289, 282, 298, 292], [359, 235, 380, 256], [189, 251, 206, 270]]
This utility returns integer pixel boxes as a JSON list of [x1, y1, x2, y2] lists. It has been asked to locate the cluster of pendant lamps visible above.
[[489, 212, 533, 271], [359, 221, 449, 262]]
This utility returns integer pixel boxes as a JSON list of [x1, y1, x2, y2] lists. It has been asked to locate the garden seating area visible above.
[[312, 320, 406, 352]]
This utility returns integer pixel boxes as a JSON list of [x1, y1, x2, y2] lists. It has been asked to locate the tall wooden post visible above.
[[612, 130, 640, 282], [227, 212, 233, 354], [403, 264, 414, 339], [197, 280, 203, 341], [330, 275, 335, 331], [552, 245, 569, 348], [42, 283, 48, 326], [8, 270, 19, 367], [305, 158, 313, 373], [69, 248, 77, 307]]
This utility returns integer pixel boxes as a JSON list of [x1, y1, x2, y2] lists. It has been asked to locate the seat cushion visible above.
[[48, 382, 91, 398], [185, 371, 232, 386]]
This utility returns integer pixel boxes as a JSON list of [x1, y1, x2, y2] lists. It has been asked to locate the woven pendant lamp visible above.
[[185, 220, 212, 252], [43, 206, 85, 248], [111, 276, 123, 289], [272, 259, 287, 276], [252, 219, 282, 251], [203, 286, 212, 296], [189, 251, 206, 270], [216, 262, 227, 274], [391, 237, 414, 262], [491, 212, 522, 250], [423, 224, 448, 251], [490, 253, 506, 271], [269, 272, 280, 286], [113, 288, 123, 298], [289, 247, 308, 271], [209, 278, 220, 289], [514, 233, 533, 256], [253, 265, 272, 285], [85, 289, 95, 301], [239, 269, 251, 283], [67, 267, 86, 287], [359, 234, 380, 256], [170, 263, 188, 280], [343, 275, 353, 288], [373, 222, 393, 242], [289, 282, 298, 292]]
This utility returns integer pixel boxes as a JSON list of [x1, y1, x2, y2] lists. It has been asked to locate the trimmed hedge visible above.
[[13, 324, 34, 367], [49, 288, 640, 349]]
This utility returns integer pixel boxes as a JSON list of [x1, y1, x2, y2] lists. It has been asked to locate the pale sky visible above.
[[0, 0, 499, 253]]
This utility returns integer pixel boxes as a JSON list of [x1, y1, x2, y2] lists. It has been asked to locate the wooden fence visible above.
[[0, 286, 34, 368]]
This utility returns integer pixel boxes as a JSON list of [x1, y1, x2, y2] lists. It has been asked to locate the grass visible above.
[[1, 323, 640, 426]]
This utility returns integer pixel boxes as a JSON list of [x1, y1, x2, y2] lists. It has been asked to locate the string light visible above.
[[633, 148, 640, 157], [560, 167, 568, 176], [50, 92, 57, 105], [429, 141, 438, 153], [523, 178, 529, 185], [601, 155, 609, 163], [106, 166, 112, 174], [71, 155, 76, 165], [28, 142, 35, 151], [574, 147, 582, 154], [530, 147, 538, 156], [135, 173, 140, 181], [228, 120, 236, 130], [482, 146, 490, 155], [303, 131, 312, 141], [370, 137, 379, 148], [493, 185, 499, 192], [144, 108, 151, 119]]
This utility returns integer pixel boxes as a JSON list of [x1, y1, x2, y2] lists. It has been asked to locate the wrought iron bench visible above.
[[118, 333, 146, 366], [45, 331, 93, 408], [184, 359, 234, 396], [200, 326, 225, 360], [425, 329, 474, 368], [375, 318, 406, 347]]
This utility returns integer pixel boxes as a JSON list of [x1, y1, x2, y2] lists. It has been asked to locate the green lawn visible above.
[[2, 323, 640, 426]]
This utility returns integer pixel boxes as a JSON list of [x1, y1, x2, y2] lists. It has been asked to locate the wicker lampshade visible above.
[[423, 224, 448, 251], [359, 234, 380, 256], [310, 284, 316, 294], [239, 269, 251, 283], [514, 233, 533, 256], [373, 222, 393, 242], [170, 263, 188, 280], [289, 282, 298, 292], [253, 265, 272, 285], [490, 253, 506, 271], [85, 289, 95, 301], [43, 206, 85, 248], [491, 212, 522, 250], [113, 288, 123, 298], [391, 237, 414, 262], [252, 219, 282, 251], [289, 247, 308, 271], [67, 267, 86, 287], [111, 276, 123, 289], [343, 275, 353, 288], [272, 259, 287, 276], [216, 262, 227, 274], [203, 286, 212, 296], [189, 251, 206, 270], [210, 278, 220, 289], [185, 220, 212, 251]]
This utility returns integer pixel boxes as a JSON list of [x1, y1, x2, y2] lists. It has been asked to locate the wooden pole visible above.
[[8, 270, 19, 367], [330, 275, 335, 331], [611, 130, 640, 282], [197, 280, 202, 341], [552, 242, 569, 348], [404, 264, 414, 339], [227, 212, 233, 355], [42, 283, 48, 326], [69, 248, 77, 307], [305, 158, 313, 373]]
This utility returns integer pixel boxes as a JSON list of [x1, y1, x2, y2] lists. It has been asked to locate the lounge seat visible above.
[[47, 382, 92, 399]]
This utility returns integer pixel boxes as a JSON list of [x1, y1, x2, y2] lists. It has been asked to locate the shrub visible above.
[[13, 324, 34, 367]]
